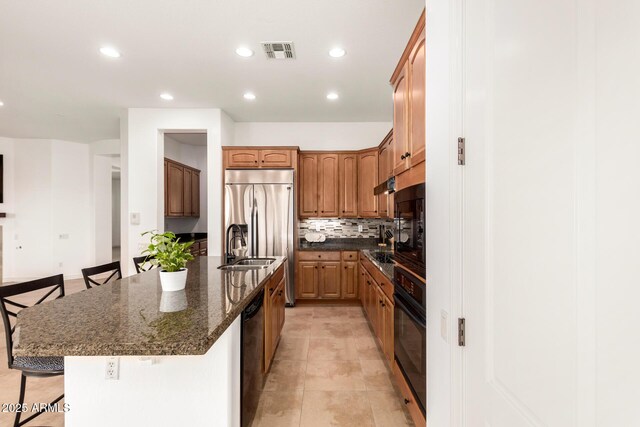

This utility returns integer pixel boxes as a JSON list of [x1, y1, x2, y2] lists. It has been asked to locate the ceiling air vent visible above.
[[261, 41, 296, 59]]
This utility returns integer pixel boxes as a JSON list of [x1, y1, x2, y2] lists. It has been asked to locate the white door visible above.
[[461, 0, 583, 425]]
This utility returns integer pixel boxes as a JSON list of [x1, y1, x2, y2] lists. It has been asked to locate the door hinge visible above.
[[457, 137, 465, 165], [458, 318, 466, 346]]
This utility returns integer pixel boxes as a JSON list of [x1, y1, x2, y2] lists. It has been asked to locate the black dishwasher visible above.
[[241, 289, 265, 427]]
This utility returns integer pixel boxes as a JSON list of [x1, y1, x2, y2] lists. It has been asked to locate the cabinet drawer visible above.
[[297, 251, 341, 261], [341, 251, 359, 261], [268, 264, 285, 294]]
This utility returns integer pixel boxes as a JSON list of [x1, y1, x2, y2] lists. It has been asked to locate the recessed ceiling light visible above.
[[236, 47, 254, 57], [326, 92, 339, 100], [160, 93, 174, 101], [329, 47, 346, 58], [99, 46, 121, 58], [0, 101, 4, 107], [243, 92, 256, 101]]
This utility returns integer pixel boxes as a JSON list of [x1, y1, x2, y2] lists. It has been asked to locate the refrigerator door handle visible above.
[[254, 196, 259, 258]]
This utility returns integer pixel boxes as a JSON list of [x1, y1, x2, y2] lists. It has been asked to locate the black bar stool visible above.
[[133, 255, 157, 274], [0, 274, 65, 427], [81, 261, 122, 289]]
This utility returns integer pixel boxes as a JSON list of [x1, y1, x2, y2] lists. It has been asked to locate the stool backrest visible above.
[[133, 255, 157, 274], [0, 274, 65, 368], [81, 261, 122, 289]]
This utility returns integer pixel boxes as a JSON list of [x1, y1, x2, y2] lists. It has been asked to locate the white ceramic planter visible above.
[[159, 289, 188, 312], [159, 268, 188, 292]]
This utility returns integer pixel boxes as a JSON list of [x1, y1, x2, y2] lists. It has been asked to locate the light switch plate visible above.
[[440, 310, 448, 342], [358, 225, 363, 232], [130, 212, 140, 225], [315, 223, 321, 232]]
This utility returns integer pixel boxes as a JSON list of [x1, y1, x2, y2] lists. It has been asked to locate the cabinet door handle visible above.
[[322, 266, 325, 269], [400, 154, 405, 160], [405, 152, 411, 158], [404, 398, 410, 405], [315, 266, 318, 269]]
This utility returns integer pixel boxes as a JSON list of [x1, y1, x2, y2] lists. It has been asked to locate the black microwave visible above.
[[394, 183, 425, 278]]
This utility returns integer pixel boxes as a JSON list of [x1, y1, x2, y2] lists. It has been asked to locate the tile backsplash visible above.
[[299, 218, 394, 239]]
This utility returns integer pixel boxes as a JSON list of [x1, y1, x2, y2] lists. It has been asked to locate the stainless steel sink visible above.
[[234, 258, 275, 267], [218, 258, 275, 270]]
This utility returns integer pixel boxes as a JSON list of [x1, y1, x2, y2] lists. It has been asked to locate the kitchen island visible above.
[[13, 256, 286, 427]]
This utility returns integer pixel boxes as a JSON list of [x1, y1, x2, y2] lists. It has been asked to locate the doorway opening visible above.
[[163, 133, 208, 241]]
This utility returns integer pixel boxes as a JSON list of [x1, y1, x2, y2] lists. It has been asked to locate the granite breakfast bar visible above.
[[13, 256, 286, 427]]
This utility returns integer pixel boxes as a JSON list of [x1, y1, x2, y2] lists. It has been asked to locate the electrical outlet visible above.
[[130, 212, 140, 225], [440, 310, 448, 342], [358, 224, 363, 233], [59, 233, 69, 240], [105, 357, 119, 380], [315, 223, 321, 232]]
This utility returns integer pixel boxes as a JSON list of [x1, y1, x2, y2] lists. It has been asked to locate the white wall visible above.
[[93, 155, 113, 265], [0, 138, 93, 280], [51, 140, 92, 277], [120, 109, 225, 276], [427, 0, 640, 424], [164, 135, 208, 234], [112, 178, 121, 248], [233, 122, 391, 150], [424, 0, 459, 425]]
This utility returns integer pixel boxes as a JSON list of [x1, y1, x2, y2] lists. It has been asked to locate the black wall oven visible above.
[[394, 183, 425, 278], [394, 265, 426, 416]]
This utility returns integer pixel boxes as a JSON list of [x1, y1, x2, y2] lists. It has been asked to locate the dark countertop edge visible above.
[[361, 250, 395, 281], [14, 257, 287, 358]]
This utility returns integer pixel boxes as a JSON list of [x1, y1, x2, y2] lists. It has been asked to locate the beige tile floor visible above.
[[252, 305, 414, 427], [0, 282, 413, 427]]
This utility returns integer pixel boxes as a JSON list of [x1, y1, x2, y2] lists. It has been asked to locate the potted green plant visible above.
[[142, 231, 194, 292]]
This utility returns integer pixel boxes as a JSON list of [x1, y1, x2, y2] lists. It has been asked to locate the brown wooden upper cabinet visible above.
[[339, 153, 358, 218], [299, 153, 319, 217], [259, 149, 293, 168], [224, 148, 294, 168], [225, 149, 260, 167], [165, 158, 200, 218], [318, 154, 340, 217], [391, 10, 426, 176], [357, 149, 379, 217], [392, 63, 410, 176], [377, 131, 393, 218], [408, 26, 426, 168], [299, 153, 340, 218]]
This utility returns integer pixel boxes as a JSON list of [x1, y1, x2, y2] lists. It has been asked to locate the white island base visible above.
[[64, 318, 241, 427]]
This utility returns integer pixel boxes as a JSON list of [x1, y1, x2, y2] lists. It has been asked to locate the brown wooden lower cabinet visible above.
[[295, 251, 360, 300], [188, 239, 208, 257], [319, 261, 341, 298], [393, 360, 427, 427], [297, 261, 319, 298], [264, 265, 286, 372], [359, 259, 395, 366], [341, 262, 358, 299]]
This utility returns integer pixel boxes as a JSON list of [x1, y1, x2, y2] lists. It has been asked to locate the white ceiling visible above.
[[165, 133, 207, 146], [0, 0, 424, 142]]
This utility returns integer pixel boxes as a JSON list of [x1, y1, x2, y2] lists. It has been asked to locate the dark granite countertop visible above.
[[298, 238, 386, 251], [14, 256, 285, 357], [361, 250, 395, 281], [173, 232, 208, 242]]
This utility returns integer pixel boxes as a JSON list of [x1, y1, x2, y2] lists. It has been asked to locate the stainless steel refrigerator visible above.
[[224, 169, 295, 305]]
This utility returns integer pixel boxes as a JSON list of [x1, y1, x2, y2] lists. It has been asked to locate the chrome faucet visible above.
[[226, 224, 247, 264]]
